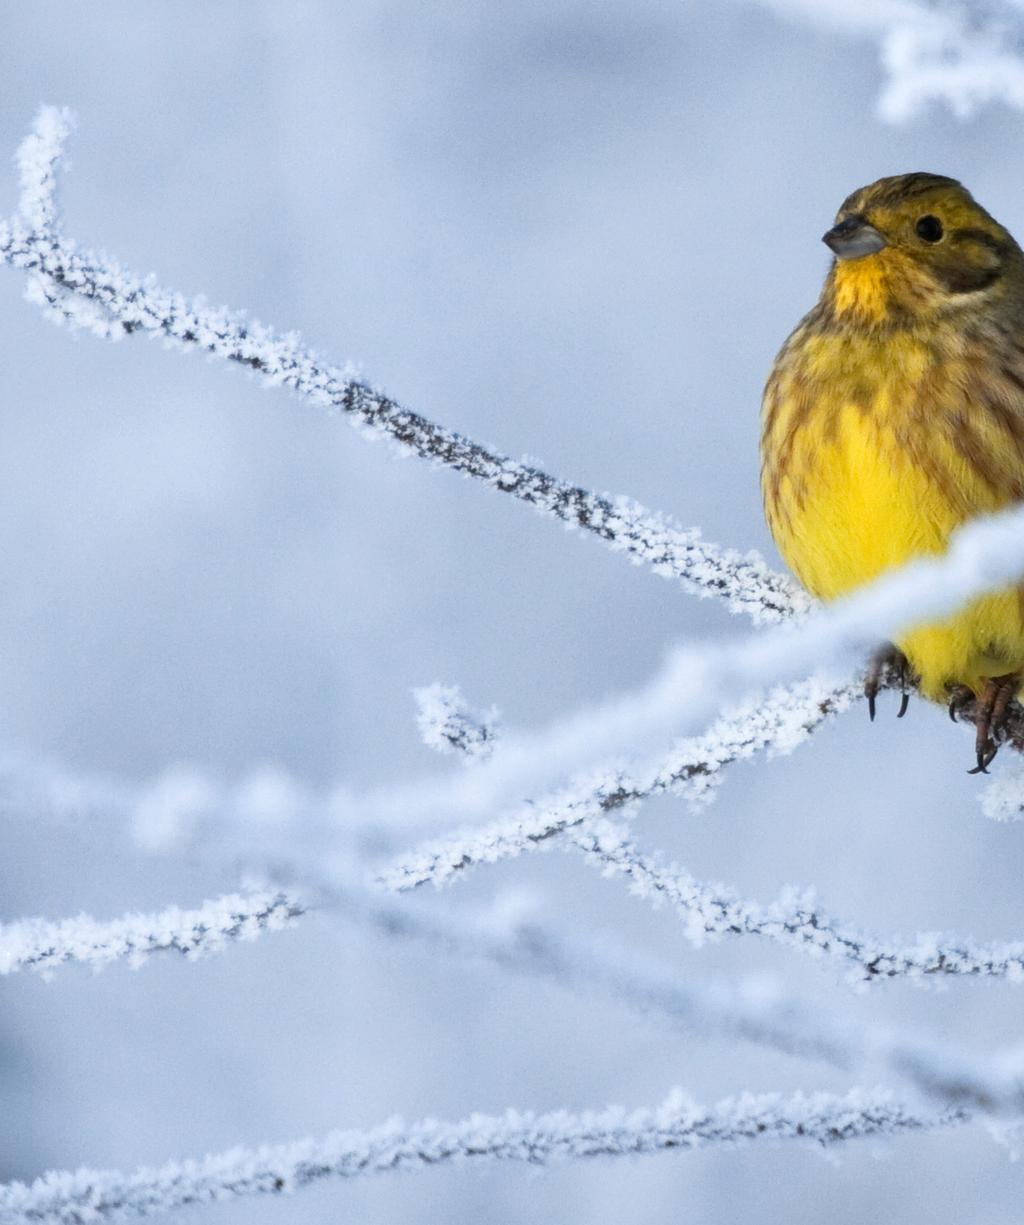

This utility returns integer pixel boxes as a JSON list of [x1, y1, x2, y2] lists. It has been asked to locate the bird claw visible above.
[[965, 674, 1018, 775], [968, 743, 997, 775], [948, 685, 974, 724], [864, 644, 911, 721]]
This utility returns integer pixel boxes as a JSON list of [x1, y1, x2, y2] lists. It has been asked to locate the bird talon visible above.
[[863, 643, 909, 723], [967, 675, 1018, 775], [948, 684, 974, 724]]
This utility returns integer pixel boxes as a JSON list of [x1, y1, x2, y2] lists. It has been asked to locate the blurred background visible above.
[[1, 2, 1022, 1221]]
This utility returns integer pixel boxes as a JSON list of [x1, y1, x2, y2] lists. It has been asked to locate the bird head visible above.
[[821, 173, 1023, 324]]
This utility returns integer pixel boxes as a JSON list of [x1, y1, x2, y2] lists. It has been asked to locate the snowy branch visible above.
[[756, 0, 1024, 121], [571, 819, 1024, 983], [0, 1088, 961, 1225], [7, 690, 1023, 995], [15, 104, 72, 232], [386, 691, 1024, 988], [366, 501, 1024, 826], [414, 683, 500, 761], [0, 860, 862, 1074], [6, 856, 1018, 1118], [0, 890, 305, 977], [0, 106, 806, 627], [378, 675, 853, 891]]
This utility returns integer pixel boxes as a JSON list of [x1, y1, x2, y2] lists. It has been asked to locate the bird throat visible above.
[[830, 255, 906, 324]]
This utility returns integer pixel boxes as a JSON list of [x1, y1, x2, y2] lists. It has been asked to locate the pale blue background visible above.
[[0, 4, 1021, 1222]]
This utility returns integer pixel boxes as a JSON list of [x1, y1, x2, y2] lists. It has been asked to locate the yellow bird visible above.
[[761, 173, 1024, 771]]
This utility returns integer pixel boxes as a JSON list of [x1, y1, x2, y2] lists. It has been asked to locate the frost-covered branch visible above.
[[10, 857, 1015, 1115], [378, 676, 853, 891], [0, 106, 806, 626], [15, 104, 72, 232], [5, 763, 1023, 1113], [14, 104, 120, 336], [414, 683, 500, 760], [365, 502, 1024, 825], [7, 825, 1016, 1113], [0, 889, 305, 977], [0, 861, 858, 1073], [10, 698, 1024, 993], [0, 1087, 961, 1225], [387, 680, 1024, 987], [572, 819, 1024, 983], [756, 0, 1024, 121]]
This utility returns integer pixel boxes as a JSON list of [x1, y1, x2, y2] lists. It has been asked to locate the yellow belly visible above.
[[767, 401, 1024, 700]]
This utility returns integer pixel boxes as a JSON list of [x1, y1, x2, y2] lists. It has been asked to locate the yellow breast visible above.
[[762, 328, 1024, 699]]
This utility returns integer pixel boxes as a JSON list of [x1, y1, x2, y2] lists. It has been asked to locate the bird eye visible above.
[[915, 215, 944, 243]]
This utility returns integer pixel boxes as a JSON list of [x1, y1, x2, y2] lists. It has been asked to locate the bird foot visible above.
[[967, 674, 1020, 775], [864, 643, 911, 721]]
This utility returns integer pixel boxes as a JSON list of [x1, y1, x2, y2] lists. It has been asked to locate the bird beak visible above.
[[822, 214, 887, 260]]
